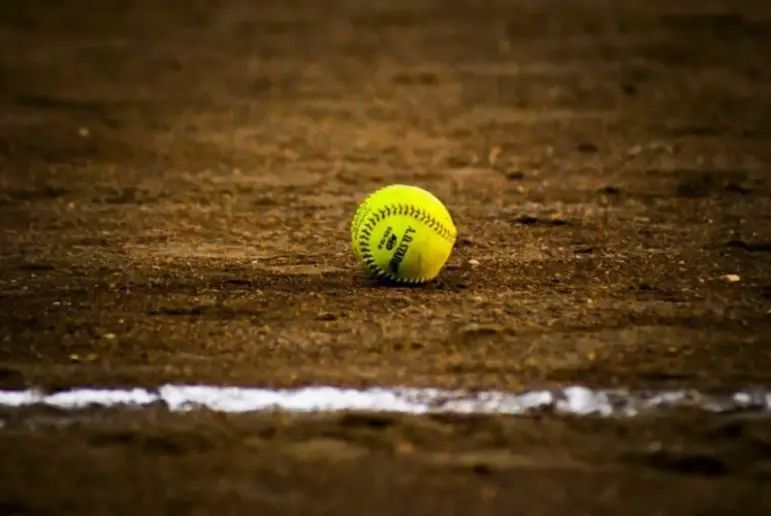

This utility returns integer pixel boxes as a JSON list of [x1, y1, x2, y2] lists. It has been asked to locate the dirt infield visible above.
[[1, 0, 771, 514]]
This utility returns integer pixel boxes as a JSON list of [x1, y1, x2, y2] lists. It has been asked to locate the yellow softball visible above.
[[351, 184, 457, 284]]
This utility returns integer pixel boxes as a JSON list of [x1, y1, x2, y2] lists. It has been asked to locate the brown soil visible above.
[[1, 0, 771, 514]]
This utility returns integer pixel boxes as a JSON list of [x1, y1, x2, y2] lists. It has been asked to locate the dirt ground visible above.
[[1, 0, 771, 514]]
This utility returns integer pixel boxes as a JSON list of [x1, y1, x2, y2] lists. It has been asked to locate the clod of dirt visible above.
[[505, 170, 526, 181], [577, 142, 599, 153], [724, 240, 771, 253], [444, 155, 474, 168], [632, 450, 731, 477], [148, 306, 208, 316], [705, 421, 745, 439], [725, 181, 754, 194], [0, 185, 70, 202], [338, 413, 396, 429], [597, 186, 622, 195], [17, 262, 56, 271], [512, 215, 570, 226], [96, 186, 148, 205], [621, 83, 638, 95], [459, 323, 509, 336]]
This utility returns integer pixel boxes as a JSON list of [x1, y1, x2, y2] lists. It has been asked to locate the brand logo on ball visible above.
[[388, 226, 416, 273], [378, 226, 394, 250]]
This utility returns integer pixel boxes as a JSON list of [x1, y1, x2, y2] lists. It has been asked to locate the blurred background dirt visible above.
[[1, 0, 771, 514]]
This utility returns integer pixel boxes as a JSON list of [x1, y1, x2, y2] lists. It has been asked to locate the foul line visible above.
[[0, 385, 770, 417]]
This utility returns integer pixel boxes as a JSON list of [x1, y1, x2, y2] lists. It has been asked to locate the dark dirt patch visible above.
[[1, 0, 771, 514]]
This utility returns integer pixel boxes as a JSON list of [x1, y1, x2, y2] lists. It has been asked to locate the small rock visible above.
[[468, 259, 480, 267], [647, 441, 663, 452], [648, 141, 674, 154], [721, 274, 741, 283], [103, 333, 117, 340], [460, 323, 505, 335], [488, 146, 502, 165], [627, 145, 643, 157], [282, 149, 300, 160], [395, 441, 415, 455]]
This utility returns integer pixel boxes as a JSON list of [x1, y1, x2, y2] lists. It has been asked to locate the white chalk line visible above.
[[0, 385, 770, 419]]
